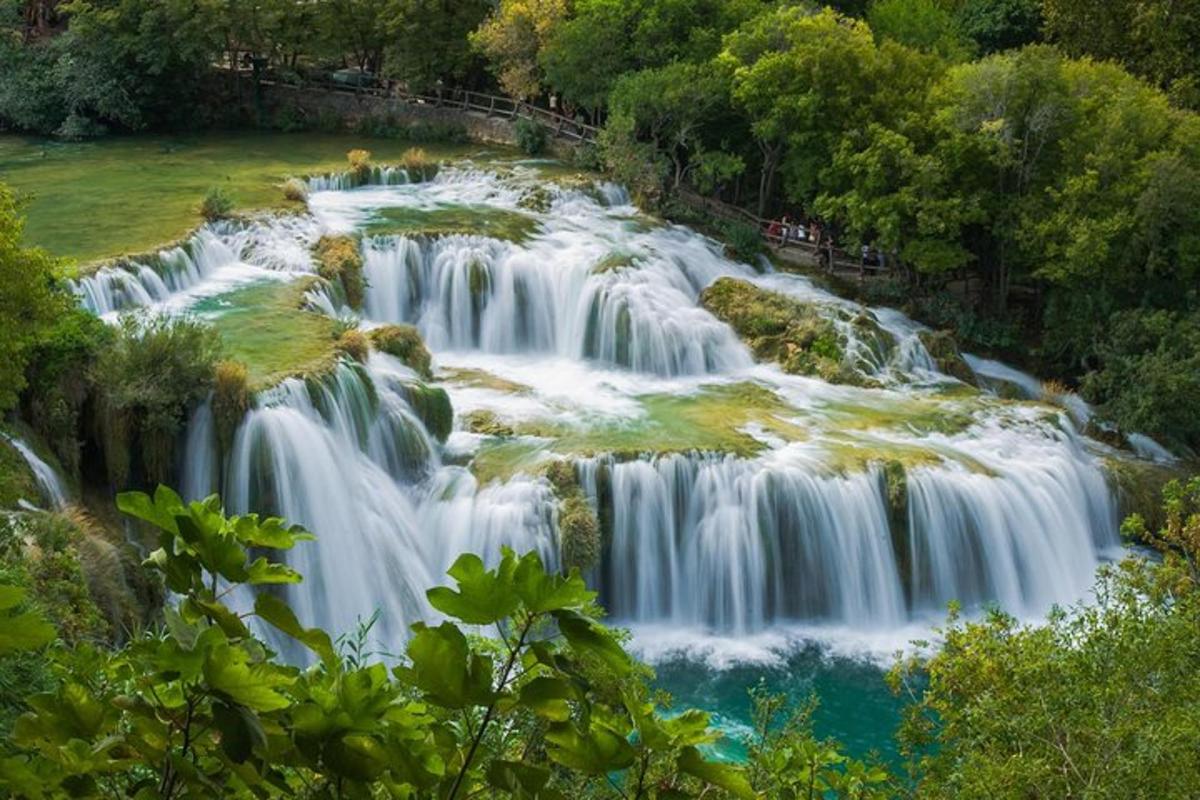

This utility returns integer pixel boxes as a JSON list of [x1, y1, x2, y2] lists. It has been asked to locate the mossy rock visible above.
[[918, 330, 976, 385], [700, 277, 859, 385], [212, 360, 251, 454], [336, 329, 370, 362], [517, 186, 553, 213], [313, 235, 366, 309], [539, 459, 600, 573], [401, 383, 453, 443], [366, 205, 540, 244], [370, 324, 433, 379], [463, 410, 515, 437], [441, 368, 532, 395], [398, 147, 440, 182], [591, 252, 637, 275]]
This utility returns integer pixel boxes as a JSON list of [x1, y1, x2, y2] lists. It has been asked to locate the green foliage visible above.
[[716, 220, 763, 263], [1082, 310, 1200, 450], [370, 324, 434, 379], [313, 234, 366, 309], [890, 479, 1200, 799], [514, 117, 549, 156], [700, 278, 863, 385], [383, 0, 491, 92], [92, 316, 221, 488], [200, 186, 234, 221], [868, 0, 974, 61], [0, 486, 764, 799], [0, 186, 70, 416], [954, 0, 1043, 55]]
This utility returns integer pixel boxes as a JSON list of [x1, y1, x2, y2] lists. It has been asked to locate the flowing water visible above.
[[75, 155, 1160, 755], [4, 435, 69, 509]]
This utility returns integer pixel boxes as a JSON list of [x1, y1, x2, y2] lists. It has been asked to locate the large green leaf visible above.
[[203, 643, 295, 712], [116, 486, 184, 535], [676, 746, 755, 799], [254, 593, 336, 667], [212, 701, 267, 763], [513, 552, 595, 613], [551, 610, 630, 674], [545, 721, 636, 774], [518, 676, 576, 722], [0, 586, 54, 654], [232, 514, 314, 550], [402, 622, 494, 709], [426, 552, 520, 624]]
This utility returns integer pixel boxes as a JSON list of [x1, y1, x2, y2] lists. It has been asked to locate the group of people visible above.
[[765, 216, 819, 247]]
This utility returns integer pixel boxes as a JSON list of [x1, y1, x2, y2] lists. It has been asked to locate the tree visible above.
[[470, 0, 568, 100], [953, 0, 1042, 55], [719, 7, 881, 215], [0, 185, 68, 415], [890, 478, 1200, 799], [867, 0, 974, 61], [384, 0, 490, 91]]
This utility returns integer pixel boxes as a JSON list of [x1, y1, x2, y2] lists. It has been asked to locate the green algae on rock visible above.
[[369, 324, 433, 379], [918, 330, 976, 385], [366, 204, 540, 243], [700, 277, 861, 385]]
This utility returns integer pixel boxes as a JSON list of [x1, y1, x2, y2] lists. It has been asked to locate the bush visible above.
[[91, 316, 221, 488], [281, 177, 308, 203], [368, 324, 433, 379], [335, 328, 370, 362], [199, 186, 234, 221], [399, 147, 439, 182], [1083, 309, 1200, 451], [515, 117, 549, 156], [347, 148, 372, 181], [404, 120, 469, 143], [313, 235, 366, 309], [212, 360, 250, 453], [719, 220, 765, 263]]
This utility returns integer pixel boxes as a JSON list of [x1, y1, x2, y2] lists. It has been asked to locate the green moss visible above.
[[463, 410, 515, 437], [517, 186, 553, 212], [441, 368, 532, 394], [370, 324, 433, 379], [469, 259, 491, 297], [470, 439, 551, 485], [700, 278, 865, 385], [200, 278, 340, 391], [366, 204, 540, 243], [591, 252, 637, 275], [919, 330, 976, 385], [313, 235, 366, 309], [0, 132, 479, 264], [1104, 457, 1183, 535], [212, 360, 250, 454], [820, 395, 977, 438], [0, 438, 41, 509], [517, 382, 806, 459], [402, 383, 453, 443]]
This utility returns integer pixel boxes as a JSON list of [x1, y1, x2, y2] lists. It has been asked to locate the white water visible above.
[[71, 158, 1159, 662], [5, 435, 68, 509]]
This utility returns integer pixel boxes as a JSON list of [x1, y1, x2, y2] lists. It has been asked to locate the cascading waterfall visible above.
[[5, 436, 69, 509], [73, 217, 320, 316], [361, 232, 753, 376], [120, 159, 1148, 655]]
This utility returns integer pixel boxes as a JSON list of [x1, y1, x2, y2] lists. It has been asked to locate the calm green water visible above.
[[653, 647, 903, 763]]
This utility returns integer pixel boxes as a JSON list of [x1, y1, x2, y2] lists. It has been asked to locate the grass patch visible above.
[[519, 382, 805, 460], [819, 395, 978, 438], [0, 132, 480, 264], [440, 368, 533, 394], [470, 439, 553, 485], [366, 204, 540, 243], [200, 278, 339, 390]]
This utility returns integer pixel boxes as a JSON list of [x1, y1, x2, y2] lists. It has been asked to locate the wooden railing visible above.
[[675, 188, 886, 275], [257, 74, 600, 144]]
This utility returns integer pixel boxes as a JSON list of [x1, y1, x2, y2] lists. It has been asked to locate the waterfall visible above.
[[5, 436, 69, 509], [361, 233, 753, 376], [306, 166, 413, 192], [73, 218, 320, 316], [127, 160, 1147, 654]]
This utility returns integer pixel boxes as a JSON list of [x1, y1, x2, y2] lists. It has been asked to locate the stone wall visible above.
[[219, 78, 584, 158]]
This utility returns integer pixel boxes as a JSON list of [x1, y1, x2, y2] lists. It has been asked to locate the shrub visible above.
[[719, 220, 765, 263], [404, 120, 469, 143], [212, 360, 250, 453], [336, 328, 369, 362], [281, 177, 308, 203], [313, 235, 366, 309], [399, 147, 439, 182], [199, 186, 233, 221], [515, 117, 548, 156], [347, 148, 372, 181], [369, 324, 433, 379], [91, 316, 220, 488]]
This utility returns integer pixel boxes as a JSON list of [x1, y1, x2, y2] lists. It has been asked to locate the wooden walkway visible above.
[[674, 189, 889, 277]]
